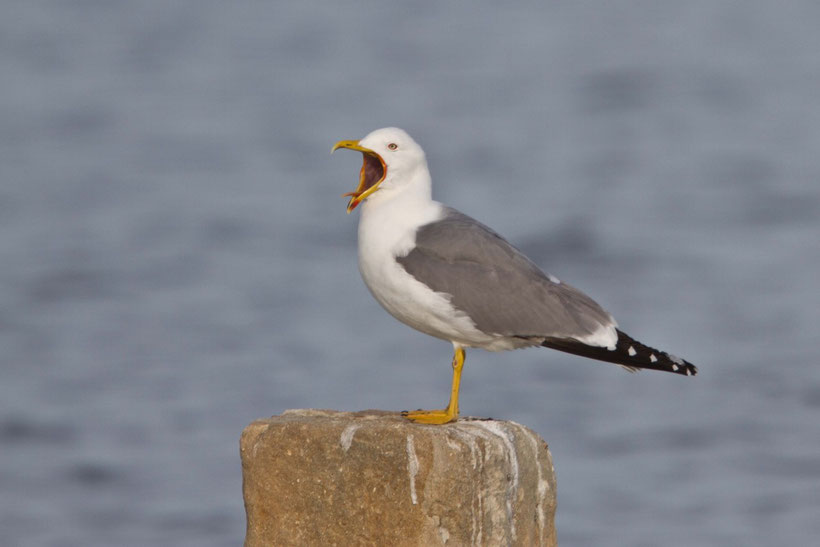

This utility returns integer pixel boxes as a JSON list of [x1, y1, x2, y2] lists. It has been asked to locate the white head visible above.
[[332, 127, 430, 212]]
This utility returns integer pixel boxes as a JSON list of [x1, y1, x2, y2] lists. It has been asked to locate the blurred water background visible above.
[[2, 1, 820, 546]]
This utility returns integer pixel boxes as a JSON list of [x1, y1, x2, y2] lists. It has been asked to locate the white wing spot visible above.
[[627, 346, 637, 357], [668, 353, 685, 365], [672, 364, 679, 371], [577, 324, 618, 350], [649, 354, 657, 363]]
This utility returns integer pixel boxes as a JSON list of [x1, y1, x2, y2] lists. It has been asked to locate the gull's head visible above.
[[332, 127, 426, 213]]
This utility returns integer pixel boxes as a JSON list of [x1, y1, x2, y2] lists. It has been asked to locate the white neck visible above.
[[357, 165, 443, 256]]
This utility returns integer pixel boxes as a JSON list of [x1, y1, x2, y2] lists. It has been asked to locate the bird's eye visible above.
[[387, 143, 398, 151]]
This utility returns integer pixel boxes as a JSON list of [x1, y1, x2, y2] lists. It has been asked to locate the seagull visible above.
[[332, 127, 696, 424]]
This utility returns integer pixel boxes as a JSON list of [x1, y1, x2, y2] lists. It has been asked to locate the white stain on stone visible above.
[[438, 525, 450, 543], [448, 428, 479, 469], [445, 436, 462, 452], [627, 346, 637, 357], [518, 423, 549, 540], [406, 434, 419, 505], [340, 424, 359, 452], [469, 420, 519, 540], [445, 428, 484, 544]]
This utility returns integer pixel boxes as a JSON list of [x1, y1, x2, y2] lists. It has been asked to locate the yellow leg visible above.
[[402, 346, 465, 425]]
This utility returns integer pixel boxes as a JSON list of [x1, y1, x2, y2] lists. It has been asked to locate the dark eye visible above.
[[387, 143, 398, 151]]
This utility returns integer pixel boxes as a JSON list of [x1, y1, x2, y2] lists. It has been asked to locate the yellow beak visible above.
[[332, 140, 387, 213]]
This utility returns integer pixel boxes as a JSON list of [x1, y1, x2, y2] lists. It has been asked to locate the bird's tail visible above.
[[541, 329, 697, 376]]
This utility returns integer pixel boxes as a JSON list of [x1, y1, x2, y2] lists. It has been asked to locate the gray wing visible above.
[[396, 208, 615, 340]]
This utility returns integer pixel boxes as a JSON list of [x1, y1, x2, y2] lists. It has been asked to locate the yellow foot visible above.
[[401, 408, 458, 425], [402, 346, 465, 425]]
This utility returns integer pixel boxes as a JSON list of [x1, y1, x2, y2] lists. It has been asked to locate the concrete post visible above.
[[240, 409, 556, 546]]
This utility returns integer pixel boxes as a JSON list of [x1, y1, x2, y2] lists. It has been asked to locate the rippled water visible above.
[[3, 2, 820, 546]]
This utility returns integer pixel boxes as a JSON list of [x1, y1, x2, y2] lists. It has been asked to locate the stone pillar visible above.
[[240, 409, 556, 546]]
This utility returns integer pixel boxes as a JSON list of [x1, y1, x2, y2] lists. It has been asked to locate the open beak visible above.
[[331, 140, 387, 213]]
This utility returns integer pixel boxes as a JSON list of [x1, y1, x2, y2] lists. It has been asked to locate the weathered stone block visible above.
[[241, 409, 556, 546]]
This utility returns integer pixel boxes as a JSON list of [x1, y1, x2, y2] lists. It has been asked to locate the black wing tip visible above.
[[541, 329, 698, 377], [667, 360, 698, 377], [681, 362, 698, 377], [614, 329, 698, 376]]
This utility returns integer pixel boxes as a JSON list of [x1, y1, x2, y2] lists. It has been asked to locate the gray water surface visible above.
[[3, 2, 820, 546]]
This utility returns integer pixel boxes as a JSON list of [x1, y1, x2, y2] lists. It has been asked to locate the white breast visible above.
[[357, 196, 503, 348]]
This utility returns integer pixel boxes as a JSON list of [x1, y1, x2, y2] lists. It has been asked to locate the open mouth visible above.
[[358, 152, 385, 196], [332, 140, 387, 212]]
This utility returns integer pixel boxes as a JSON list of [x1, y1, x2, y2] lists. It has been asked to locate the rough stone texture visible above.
[[240, 409, 556, 546]]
